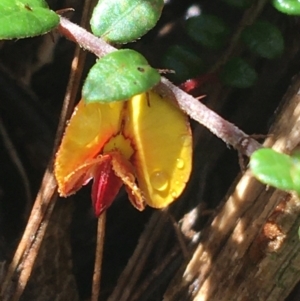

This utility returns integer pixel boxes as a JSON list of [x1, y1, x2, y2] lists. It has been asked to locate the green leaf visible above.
[[90, 0, 164, 44], [185, 14, 230, 50], [290, 153, 300, 194], [241, 20, 284, 59], [220, 57, 257, 88], [0, 0, 59, 39], [272, 0, 300, 15], [250, 148, 300, 194], [82, 49, 161, 103]]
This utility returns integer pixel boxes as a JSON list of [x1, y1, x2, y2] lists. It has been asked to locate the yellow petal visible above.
[[103, 133, 134, 160], [55, 99, 124, 196], [124, 91, 192, 208]]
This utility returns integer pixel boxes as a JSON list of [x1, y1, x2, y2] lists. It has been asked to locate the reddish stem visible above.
[[57, 16, 261, 157]]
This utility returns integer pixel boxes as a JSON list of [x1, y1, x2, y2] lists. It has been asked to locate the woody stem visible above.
[[57, 16, 261, 157]]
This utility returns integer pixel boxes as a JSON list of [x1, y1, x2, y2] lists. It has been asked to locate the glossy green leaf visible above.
[[0, 0, 59, 39], [90, 0, 164, 43], [220, 57, 257, 88], [290, 153, 300, 193], [250, 148, 300, 194], [242, 20, 284, 59], [82, 49, 161, 103], [185, 14, 230, 50], [272, 0, 300, 15]]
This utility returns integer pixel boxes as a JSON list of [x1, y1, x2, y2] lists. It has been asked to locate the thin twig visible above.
[[156, 78, 261, 156], [58, 17, 115, 57], [210, 0, 269, 72], [108, 212, 169, 301], [92, 212, 106, 301], [167, 212, 189, 258], [0, 170, 57, 301], [130, 245, 181, 301], [0, 117, 32, 207], [0, 2, 93, 300], [58, 17, 261, 157]]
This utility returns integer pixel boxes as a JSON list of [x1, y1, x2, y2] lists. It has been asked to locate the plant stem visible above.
[[91, 212, 106, 301], [58, 16, 115, 57], [58, 16, 261, 157]]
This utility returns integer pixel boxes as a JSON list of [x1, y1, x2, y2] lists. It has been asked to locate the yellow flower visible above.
[[54, 91, 192, 216]]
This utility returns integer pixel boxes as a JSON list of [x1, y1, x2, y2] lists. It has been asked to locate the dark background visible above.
[[1, 1, 300, 300]]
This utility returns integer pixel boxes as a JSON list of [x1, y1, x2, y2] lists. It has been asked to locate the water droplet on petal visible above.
[[176, 158, 185, 169], [150, 170, 169, 191]]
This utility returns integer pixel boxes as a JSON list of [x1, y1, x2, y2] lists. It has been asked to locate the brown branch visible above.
[[0, 2, 95, 300], [91, 212, 106, 301], [0, 170, 57, 301]]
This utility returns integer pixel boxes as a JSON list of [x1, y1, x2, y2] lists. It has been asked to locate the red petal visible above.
[[92, 155, 123, 217], [179, 73, 218, 95]]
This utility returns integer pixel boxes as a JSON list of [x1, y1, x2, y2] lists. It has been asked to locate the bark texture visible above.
[[164, 76, 300, 301]]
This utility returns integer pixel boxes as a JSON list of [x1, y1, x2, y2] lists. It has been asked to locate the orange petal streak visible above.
[[110, 151, 145, 211], [55, 99, 124, 196], [60, 156, 108, 196]]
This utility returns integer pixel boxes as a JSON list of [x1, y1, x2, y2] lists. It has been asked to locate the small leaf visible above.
[[272, 0, 300, 15], [82, 49, 161, 103], [290, 154, 300, 194], [0, 0, 59, 39], [90, 0, 164, 43], [250, 148, 296, 192], [241, 20, 284, 59], [220, 57, 257, 88], [185, 14, 230, 50]]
